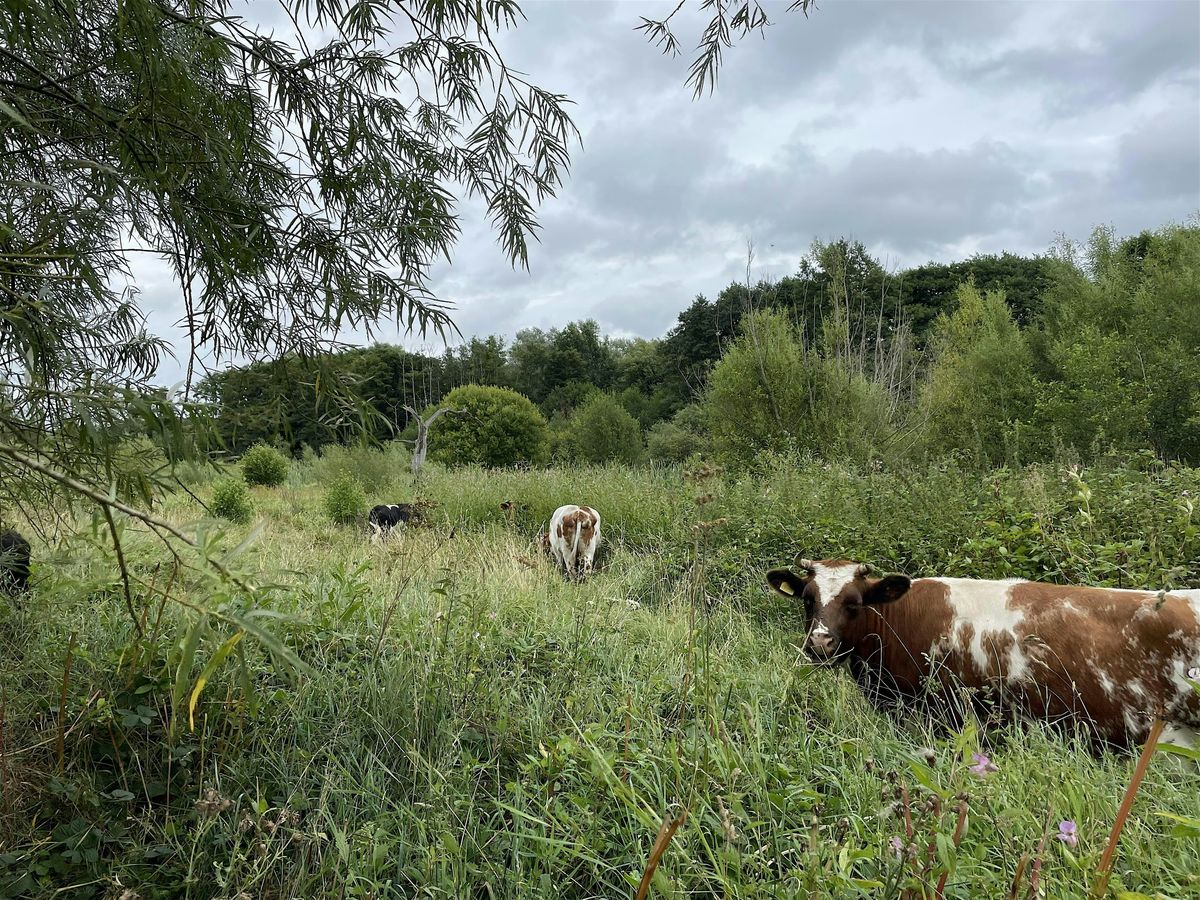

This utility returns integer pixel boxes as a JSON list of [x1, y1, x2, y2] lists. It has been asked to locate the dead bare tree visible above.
[[403, 405, 465, 477]]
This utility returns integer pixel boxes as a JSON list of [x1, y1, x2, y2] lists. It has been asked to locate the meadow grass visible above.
[[1, 452, 1198, 898]]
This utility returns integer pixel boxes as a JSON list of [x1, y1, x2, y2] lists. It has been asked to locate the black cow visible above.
[[1, 529, 31, 597], [368, 504, 417, 539]]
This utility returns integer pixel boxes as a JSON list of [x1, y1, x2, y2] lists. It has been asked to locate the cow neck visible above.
[[841, 580, 952, 690]]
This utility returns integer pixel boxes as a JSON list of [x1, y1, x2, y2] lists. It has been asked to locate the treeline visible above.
[[197, 223, 1200, 467]]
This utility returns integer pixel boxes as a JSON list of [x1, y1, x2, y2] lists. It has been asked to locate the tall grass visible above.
[[1, 454, 1197, 897]]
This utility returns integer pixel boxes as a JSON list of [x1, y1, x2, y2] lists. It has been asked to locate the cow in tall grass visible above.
[[548, 505, 601, 579], [368, 503, 417, 540], [1, 529, 31, 598], [767, 556, 1200, 747]]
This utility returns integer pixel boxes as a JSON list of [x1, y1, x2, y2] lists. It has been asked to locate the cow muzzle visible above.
[[806, 625, 837, 659]]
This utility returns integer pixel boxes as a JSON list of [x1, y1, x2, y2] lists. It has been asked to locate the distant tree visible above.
[[1033, 224, 1200, 462], [566, 394, 644, 465], [705, 309, 893, 466], [918, 283, 1038, 464], [429, 385, 548, 468], [541, 380, 601, 420], [900, 253, 1053, 336]]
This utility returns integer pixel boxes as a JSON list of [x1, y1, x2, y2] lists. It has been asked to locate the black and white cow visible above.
[[368, 504, 417, 540], [0, 529, 31, 598]]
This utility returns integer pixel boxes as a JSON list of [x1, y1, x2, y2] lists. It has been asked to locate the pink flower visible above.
[[889, 836, 904, 858], [1057, 820, 1078, 848], [968, 753, 998, 778]]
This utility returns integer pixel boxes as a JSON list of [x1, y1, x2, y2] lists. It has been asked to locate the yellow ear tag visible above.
[[778, 582, 795, 595]]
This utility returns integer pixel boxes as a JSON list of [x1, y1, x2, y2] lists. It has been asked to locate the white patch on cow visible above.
[[809, 561, 860, 610], [1097, 670, 1116, 699], [1160, 723, 1198, 749], [1122, 707, 1143, 737], [933, 578, 1028, 680], [1125, 678, 1150, 702]]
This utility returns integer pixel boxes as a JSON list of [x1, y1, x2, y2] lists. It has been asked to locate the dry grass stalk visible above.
[[935, 798, 969, 898], [635, 806, 688, 900], [1089, 716, 1166, 900], [1006, 853, 1030, 900], [1025, 805, 1055, 900]]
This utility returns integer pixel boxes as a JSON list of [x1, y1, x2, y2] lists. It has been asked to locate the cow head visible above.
[[766, 557, 911, 660]]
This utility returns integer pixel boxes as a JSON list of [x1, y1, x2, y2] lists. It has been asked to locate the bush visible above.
[[647, 405, 708, 462], [323, 471, 368, 524], [240, 443, 290, 487], [704, 310, 894, 468], [566, 393, 643, 464], [304, 442, 408, 491], [919, 283, 1038, 465], [210, 476, 253, 524], [430, 385, 549, 468]]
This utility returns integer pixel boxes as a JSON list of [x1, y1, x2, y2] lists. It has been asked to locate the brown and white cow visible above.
[[548, 505, 601, 579], [767, 557, 1200, 747]]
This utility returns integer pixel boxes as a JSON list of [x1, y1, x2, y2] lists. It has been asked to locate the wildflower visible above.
[[625, 599, 641, 610], [194, 787, 232, 818], [968, 752, 998, 778], [918, 746, 937, 766], [1057, 820, 1078, 848], [890, 836, 904, 858]]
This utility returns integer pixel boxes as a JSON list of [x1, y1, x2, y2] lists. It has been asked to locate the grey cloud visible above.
[[952, 1, 1199, 113], [1115, 106, 1200, 200]]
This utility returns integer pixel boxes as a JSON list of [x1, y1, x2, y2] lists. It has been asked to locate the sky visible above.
[[135, 0, 1200, 387]]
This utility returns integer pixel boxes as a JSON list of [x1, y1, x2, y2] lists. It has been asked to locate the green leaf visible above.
[[907, 760, 949, 799], [1155, 741, 1200, 762], [0, 99, 31, 129], [188, 630, 246, 731]]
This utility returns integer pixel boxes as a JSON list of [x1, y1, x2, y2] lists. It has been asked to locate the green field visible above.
[[3, 452, 1199, 898]]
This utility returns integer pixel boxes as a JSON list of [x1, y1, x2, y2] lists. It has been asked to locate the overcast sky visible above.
[[136, 0, 1200, 387]]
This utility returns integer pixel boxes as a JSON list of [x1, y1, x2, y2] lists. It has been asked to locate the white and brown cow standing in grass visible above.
[[548, 505, 601, 579], [767, 557, 1200, 747]]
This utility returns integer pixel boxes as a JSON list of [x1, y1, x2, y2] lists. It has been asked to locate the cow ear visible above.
[[767, 568, 808, 598], [862, 574, 911, 605]]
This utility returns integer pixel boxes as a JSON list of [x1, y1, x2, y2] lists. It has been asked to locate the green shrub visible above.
[[566, 393, 643, 464], [304, 442, 408, 491], [919, 282, 1038, 465], [430, 385, 548, 467], [705, 310, 894, 468], [210, 476, 253, 524], [323, 471, 368, 524], [647, 404, 708, 462], [240, 443, 290, 487]]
